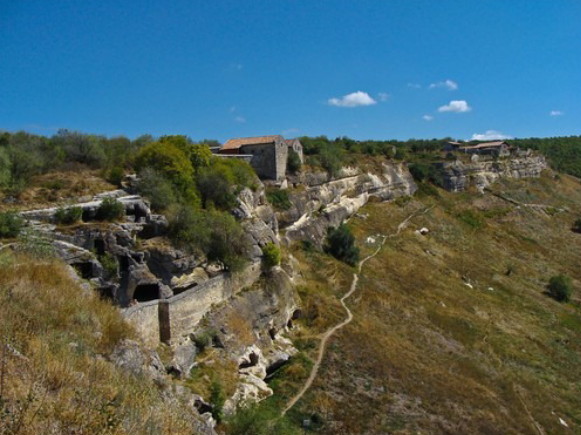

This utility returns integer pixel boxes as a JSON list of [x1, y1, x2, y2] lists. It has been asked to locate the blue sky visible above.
[[1, 0, 579, 142]]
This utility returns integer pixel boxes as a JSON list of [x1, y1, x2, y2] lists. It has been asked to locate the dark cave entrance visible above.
[[133, 284, 160, 302], [93, 238, 106, 255], [73, 262, 93, 279]]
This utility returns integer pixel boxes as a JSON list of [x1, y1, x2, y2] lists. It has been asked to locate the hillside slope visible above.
[[288, 172, 581, 433]]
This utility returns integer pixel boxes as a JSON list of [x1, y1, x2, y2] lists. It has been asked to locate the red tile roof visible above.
[[221, 135, 283, 151]]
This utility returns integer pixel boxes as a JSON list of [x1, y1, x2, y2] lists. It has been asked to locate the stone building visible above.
[[219, 135, 303, 181]]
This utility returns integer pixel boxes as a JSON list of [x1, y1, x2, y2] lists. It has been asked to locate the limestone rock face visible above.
[[109, 339, 166, 382], [279, 163, 417, 245], [439, 155, 547, 192], [172, 267, 299, 412]]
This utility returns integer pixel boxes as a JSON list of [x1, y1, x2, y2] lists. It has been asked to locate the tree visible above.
[[134, 140, 198, 205], [0, 212, 24, 238], [547, 275, 573, 302], [287, 149, 302, 174], [0, 147, 11, 188], [137, 168, 178, 212], [325, 223, 360, 266], [572, 218, 581, 234], [168, 206, 250, 271]]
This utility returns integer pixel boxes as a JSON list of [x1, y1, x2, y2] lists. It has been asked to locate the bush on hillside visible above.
[[0, 147, 11, 188], [572, 218, 581, 234], [287, 149, 302, 173], [547, 274, 573, 302], [324, 223, 360, 266], [96, 197, 125, 221], [408, 162, 443, 186], [168, 205, 251, 271], [134, 140, 195, 198], [137, 168, 179, 212], [107, 166, 125, 187], [266, 188, 292, 210], [0, 212, 24, 238], [262, 242, 281, 269], [54, 206, 83, 225], [196, 166, 238, 210]]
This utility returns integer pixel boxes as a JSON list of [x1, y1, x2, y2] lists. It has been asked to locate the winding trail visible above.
[[282, 208, 428, 415]]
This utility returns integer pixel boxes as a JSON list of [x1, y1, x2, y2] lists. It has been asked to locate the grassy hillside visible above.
[[288, 172, 581, 433], [0, 252, 206, 434]]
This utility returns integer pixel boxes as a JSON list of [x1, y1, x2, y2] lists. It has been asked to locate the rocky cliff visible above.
[[279, 162, 417, 245], [438, 155, 547, 192]]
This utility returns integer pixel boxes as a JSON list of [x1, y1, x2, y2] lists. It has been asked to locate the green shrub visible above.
[[107, 166, 124, 187], [572, 218, 581, 234], [262, 243, 281, 269], [192, 330, 217, 351], [394, 147, 407, 160], [54, 206, 83, 225], [168, 206, 251, 271], [266, 189, 292, 210], [547, 274, 573, 302], [137, 168, 178, 212], [99, 252, 118, 279], [209, 379, 226, 423], [96, 197, 125, 221], [0, 147, 11, 188], [134, 141, 195, 195], [287, 149, 302, 174], [196, 166, 237, 210], [325, 223, 360, 266], [0, 212, 24, 238], [408, 162, 443, 186]]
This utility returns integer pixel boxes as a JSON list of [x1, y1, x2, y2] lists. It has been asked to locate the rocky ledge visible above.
[[438, 155, 547, 192], [278, 162, 417, 246]]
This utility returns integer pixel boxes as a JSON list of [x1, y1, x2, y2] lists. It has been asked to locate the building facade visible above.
[[219, 135, 303, 181]]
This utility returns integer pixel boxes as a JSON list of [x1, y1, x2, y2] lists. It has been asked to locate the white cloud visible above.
[[234, 116, 246, 123], [429, 79, 458, 90], [328, 91, 377, 108], [438, 100, 471, 113], [407, 83, 421, 89], [377, 92, 390, 102], [470, 130, 513, 141], [550, 110, 564, 116], [422, 115, 434, 121]]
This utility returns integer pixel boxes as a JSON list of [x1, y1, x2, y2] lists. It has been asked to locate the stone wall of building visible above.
[[274, 140, 288, 181], [241, 139, 288, 181]]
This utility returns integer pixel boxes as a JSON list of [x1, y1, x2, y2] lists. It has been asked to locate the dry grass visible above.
[[0, 170, 116, 212], [0, 252, 204, 434], [291, 174, 581, 434]]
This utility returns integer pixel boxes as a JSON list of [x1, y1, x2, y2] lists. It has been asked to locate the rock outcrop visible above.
[[438, 155, 547, 192], [279, 163, 417, 245]]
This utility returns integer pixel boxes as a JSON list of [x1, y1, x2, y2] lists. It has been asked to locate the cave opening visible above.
[[93, 238, 106, 256], [133, 284, 159, 302], [73, 262, 93, 279]]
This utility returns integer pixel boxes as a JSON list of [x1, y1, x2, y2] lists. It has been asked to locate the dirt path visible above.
[[282, 208, 427, 415]]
